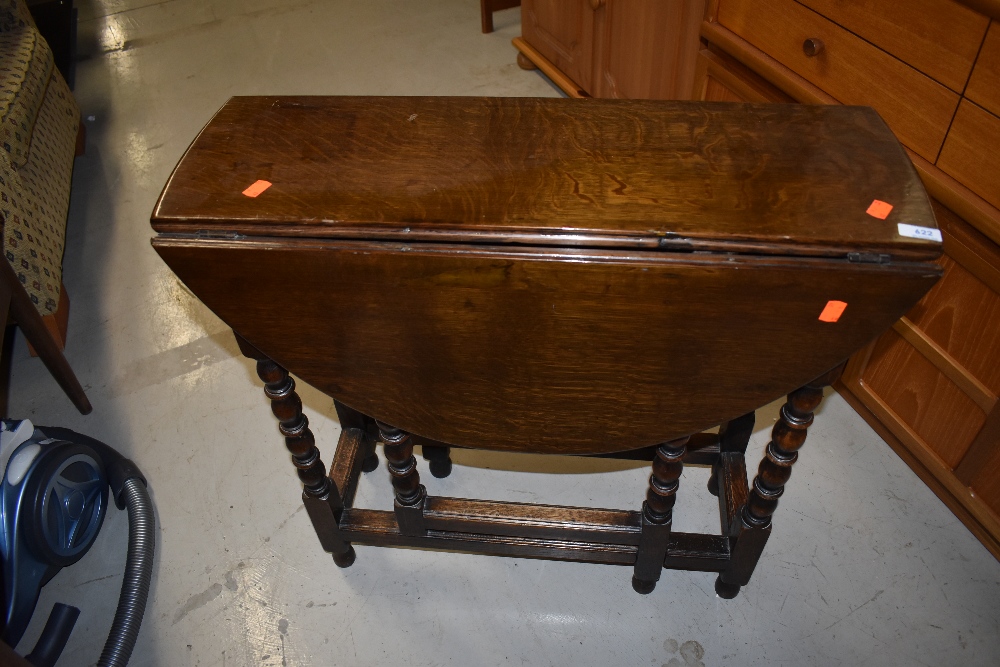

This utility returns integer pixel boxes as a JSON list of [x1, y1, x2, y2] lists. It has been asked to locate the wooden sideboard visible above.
[[514, 0, 1000, 560], [513, 0, 705, 99]]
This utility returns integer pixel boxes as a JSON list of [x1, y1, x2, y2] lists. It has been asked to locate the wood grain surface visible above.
[[154, 237, 939, 453], [716, 0, 960, 162], [966, 21, 1000, 118], [938, 100, 1000, 211], [795, 0, 988, 93], [152, 96, 939, 259]]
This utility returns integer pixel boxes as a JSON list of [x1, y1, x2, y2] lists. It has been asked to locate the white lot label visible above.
[[897, 223, 943, 243]]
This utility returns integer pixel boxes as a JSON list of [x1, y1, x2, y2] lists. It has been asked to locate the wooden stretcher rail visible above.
[[339, 508, 731, 571], [423, 497, 642, 545]]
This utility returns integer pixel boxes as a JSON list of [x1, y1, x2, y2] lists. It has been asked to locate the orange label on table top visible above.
[[866, 200, 893, 219], [818, 300, 848, 323], [242, 180, 272, 198]]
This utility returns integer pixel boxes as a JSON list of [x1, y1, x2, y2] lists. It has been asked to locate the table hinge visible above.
[[847, 252, 891, 264], [194, 230, 246, 240]]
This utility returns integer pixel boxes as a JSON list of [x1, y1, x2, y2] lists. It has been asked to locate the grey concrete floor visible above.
[[6, 1, 1000, 665]]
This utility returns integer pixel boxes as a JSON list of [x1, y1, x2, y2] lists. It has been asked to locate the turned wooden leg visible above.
[[632, 436, 689, 594], [422, 444, 453, 478], [376, 421, 427, 536], [716, 365, 844, 598], [708, 411, 755, 497], [236, 334, 355, 567]]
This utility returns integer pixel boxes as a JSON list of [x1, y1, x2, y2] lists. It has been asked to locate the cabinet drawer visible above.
[[716, 0, 960, 162], [966, 21, 1000, 117], [938, 100, 1000, 210], [796, 0, 988, 93]]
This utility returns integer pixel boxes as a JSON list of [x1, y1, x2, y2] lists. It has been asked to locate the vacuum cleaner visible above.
[[0, 420, 154, 667]]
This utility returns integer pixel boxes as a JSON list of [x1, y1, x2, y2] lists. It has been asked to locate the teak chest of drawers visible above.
[[152, 96, 940, 596]]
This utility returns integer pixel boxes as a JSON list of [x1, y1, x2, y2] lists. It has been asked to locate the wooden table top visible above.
[[153, 96, 939, 259]]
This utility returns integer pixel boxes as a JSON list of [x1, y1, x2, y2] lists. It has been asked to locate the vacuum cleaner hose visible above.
[[97, 477, 154, 667]]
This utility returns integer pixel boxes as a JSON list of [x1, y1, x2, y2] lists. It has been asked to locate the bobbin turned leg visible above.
[[632, 436, 690, 594], [235, 334, 356, 567], [422, 444, 453, 478], [715, 365, 845, 598], [376, 421, 427, 536], [708, 411, 756, 497]]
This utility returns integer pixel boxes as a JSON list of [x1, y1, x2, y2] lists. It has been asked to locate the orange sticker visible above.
[[242, 180, 272, 197], [818, 300, 848, 323], [866, 199, 893, 219]]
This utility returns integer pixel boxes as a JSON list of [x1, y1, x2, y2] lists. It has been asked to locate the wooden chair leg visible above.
[[632, 435, 690, 594], [715, 365, 844, 598], [1, 261, 91, 414], [236, 334, 356, 567]]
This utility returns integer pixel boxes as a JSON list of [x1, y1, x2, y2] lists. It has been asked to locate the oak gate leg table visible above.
[[151, 97, 941, 597]]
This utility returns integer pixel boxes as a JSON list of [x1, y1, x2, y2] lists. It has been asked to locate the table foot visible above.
[[706, 472, 719, 497], [361, 451, 380, 473], [333, 545, 357, 568], [715, 575, 741, 599], [632, 576, 657, 595], [429, 459, 452, 478], [423, 444, 453, 478]]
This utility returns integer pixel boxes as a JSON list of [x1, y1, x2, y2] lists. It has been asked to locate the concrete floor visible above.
[[6, 1, 1000, 665]]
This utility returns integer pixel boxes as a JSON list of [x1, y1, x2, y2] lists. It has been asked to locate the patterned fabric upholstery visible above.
[[0, 0, 36, 32], [1, 26, 55, 167], [0, 0, 79, 316]]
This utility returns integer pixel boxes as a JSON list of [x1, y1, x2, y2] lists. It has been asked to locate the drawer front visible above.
[[938, 100, 1000, 210], [966, 21, 1000, 117], [716, 0, 960, 162], [797, 0, 988, 93]]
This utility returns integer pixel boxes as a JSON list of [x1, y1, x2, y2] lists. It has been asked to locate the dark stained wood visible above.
[[420, 443, 453, 478], [156, 96, 944, 594], [333, 400, 380, 472], [376, 421, 427, 536], [716, 366, 841, 598], [152, 97, 940, 259], [633, 436, 689, 593], [157, 238, 938, 454], [423, 497, 642, 544], [339, 508, 731, 570], [717, 452, 749, 537], [329, 427, 367, 508], [236, 334, 355, 566], [708, 411, 754, 495]]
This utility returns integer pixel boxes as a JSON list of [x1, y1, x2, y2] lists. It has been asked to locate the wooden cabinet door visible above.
[[521, 0, 596, 92], [840, 199, 1000, 559], [592, 0, 704, 99]]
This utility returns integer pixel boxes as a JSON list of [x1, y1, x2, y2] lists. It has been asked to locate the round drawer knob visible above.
[[803, 38, 825, 57], [590, 0, 606, 9]]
